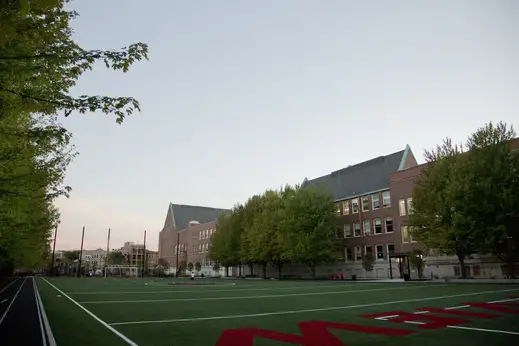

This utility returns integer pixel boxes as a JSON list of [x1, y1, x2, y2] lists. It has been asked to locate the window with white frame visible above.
[[363, 220, 371, 236], [372, 193, 380, 210], [382, 191, 391, 207], [335, 202, 342, 215], [409, 226, 416, 243], [346, 248, 353, 261], [344, 224, 352, 238], [361, 196, 370, 212], [365, 245, 373, 257], [373, 218, 382, 234], [342, 200, 350, 215], [407, 197, 413, 214], [399, 199, 406, 216], [387, 244, 395, 256], [401, 225, 410, 243], [355, 246, 362, 261], [376, 245, 384, 260], [351, 198, 359, 214], [353, 222, 361, 237], [385, 217, 394, 233]]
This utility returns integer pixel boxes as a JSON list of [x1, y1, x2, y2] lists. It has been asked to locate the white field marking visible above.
[[32, 278, 47, 346], [0, 277, 26, 326], [80, 284, 448, 304], [108, 286, 519, 326], [33, 277, 57, 346], [68, 282, 386, 295], [446, 325, 519, 335], [0, 278, 19, 295], [40, 277, 139, 346]]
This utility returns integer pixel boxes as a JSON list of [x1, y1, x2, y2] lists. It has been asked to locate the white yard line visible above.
[[0, 278, 19, 296], [109, 287, 519, 326], [32, 278, 47, 346], [80, 284, 448, 304], [33, 278, 57, 346], [40, 277, 139, 346], [0, 277, 26, 326], [446, 325, 519, 335], [68, 282, 386, 295]]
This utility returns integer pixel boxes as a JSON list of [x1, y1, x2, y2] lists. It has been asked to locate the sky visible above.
[[54, 0, 519, 252]]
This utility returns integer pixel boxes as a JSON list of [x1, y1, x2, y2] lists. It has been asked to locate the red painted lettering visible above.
[[415, 307, 499, 319], [463, 302, 519, 313], [215, 321, 412, 346], [362, 311, 468, 330]]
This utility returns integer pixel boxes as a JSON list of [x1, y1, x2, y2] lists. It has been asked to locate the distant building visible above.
[[158, 203, 229, 275], [82, 248, 107, 269], [117, 242, 158, 269]]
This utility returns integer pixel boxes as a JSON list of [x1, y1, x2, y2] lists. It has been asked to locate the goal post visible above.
[[104, 265, 138, 278]]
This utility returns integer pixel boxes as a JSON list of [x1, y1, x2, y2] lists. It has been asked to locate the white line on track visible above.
[[41, 277, 139, 346], [80, 284, 449, 304], [108, 287, 519, 326], [67, 282, 387, 295], [0, 277, 26, 326], [0, 278, 19, 296]]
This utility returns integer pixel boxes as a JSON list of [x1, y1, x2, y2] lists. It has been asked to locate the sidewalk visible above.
[[0, 277, 53, 346]]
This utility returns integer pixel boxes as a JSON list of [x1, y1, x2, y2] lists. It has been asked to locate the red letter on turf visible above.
[[362, 311, 468, 330], [215, 321, 412, 346], [415, 307, 500, 319]]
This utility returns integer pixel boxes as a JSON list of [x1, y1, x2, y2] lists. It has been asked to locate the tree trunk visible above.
[[238, 263, 242, 277], [262, 262, 267, 279], [225, 266, 229, 277], [248, 263, 253, 276], [277, 263, 282, 279], [456, 252, 467, 278], [310, 265, 316, 279]]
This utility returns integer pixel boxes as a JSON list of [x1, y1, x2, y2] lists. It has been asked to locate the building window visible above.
[[351, 198, 359, 214], [365, 246, 373, 256], [399, 199, 406, 216], [373, 218, 382, 234], [409, 227, 416, 243], [344, 224, 352, 238], [335, 202, 341, 215], [454, 266, 461, 276], [385, 217, 394, 233], [401, 225, 410, 243], [361, 196, 370, 212], [372, 193, 380, 210], [353, 222, 361, 237], [355, 246, 362, 261], [363, 220, 371, 236], [346, 248, 353, 261], [387, 244, 395, 255], [407, 197, 413, 214], [376, 245, 384, 260], [342, 200, 350, 215], [336, 227, 343, 239], [382, 191, 391, 208]]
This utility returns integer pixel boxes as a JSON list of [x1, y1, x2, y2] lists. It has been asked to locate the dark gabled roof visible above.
[[301, 149, 406, 201], [168, 203, 230, 231]]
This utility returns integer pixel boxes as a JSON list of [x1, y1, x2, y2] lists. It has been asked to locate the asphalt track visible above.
[[0, 277, 49, 346]]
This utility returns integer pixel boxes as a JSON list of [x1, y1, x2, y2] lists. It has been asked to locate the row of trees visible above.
[[0, 0, 147, 278], [208, 185, 340, 279], [410, 121, 519, 278]]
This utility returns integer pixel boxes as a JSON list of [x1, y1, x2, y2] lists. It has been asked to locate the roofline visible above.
[[169, 202, 177, 229], [174, 219, 218, 233], [397, 144, 411, 171], [333, 187, 390, 203]]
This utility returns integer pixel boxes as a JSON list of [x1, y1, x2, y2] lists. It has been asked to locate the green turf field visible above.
[[36, 277, 519, 346]]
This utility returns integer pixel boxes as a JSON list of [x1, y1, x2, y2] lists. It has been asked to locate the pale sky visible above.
[[54, 0, 519, 251]]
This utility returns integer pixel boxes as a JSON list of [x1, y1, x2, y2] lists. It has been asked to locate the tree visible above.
[[157, 258, 169, 269], [194, 262, 201, 273], [0, 0, 147, 276], [107, 252, 126, 265], [409, 250, 426, 278], [187, 262, 194, 272], [362, 254, 376, 273], [212, 262, 221, 273], [409, 138, 474, 278], [282, 186, 339, 279], [62, 250, 81, 263]]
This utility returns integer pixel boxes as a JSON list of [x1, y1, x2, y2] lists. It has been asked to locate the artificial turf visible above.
[[36, 277, 519, 346]]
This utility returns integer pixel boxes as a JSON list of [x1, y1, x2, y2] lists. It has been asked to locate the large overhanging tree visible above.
[[0, 0, 148, 277]]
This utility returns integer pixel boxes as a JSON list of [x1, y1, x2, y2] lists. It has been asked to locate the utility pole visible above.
[[105, 228, 111, 273], [77, 226, 85, 278], [142, 230, 147, 278], [175, 231, 180, 277], [49, 223, 59, 277]]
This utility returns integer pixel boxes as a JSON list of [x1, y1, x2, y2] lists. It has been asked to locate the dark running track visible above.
[[0, 277, 51, 346]]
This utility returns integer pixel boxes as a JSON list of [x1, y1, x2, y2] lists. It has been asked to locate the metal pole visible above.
[[142, 230, 147, 278], [50, 224, 58, 277], [77, 226, 85, 278], [175, 231, 180, 277], [106, 228, 111, 270]]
